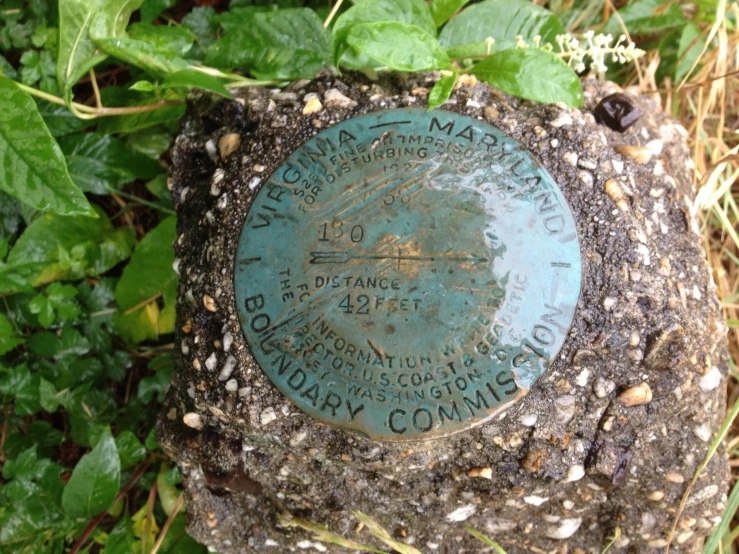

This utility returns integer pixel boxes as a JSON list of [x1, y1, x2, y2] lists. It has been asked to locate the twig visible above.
[[123, 292, 163, 316], [324, 0, 344, 28], [69, 460, 152, 554], [141, 479, 158, 554], [150, 493, 185, 554], [89, 69, 102, 109]]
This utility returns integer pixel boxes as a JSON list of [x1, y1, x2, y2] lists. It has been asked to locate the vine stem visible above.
[[14, 81, 183, 119], [150, 493, 185, 554]]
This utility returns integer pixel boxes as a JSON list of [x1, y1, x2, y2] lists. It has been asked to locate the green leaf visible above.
[[345, 22, 450, 72], [96, 85, 186, 134], [439, 0, 566, 52], [126, 128, 175, 160], [103, 517, 136, 554], [471, 48, 583, 107], [428, 71, 457, 111], [27, 326, 90, 361], [139, 0, 176, 25], [62, 429, 120, 519], [57, 0, 143, 98], [204, 8, 331, 80], [39, 377, 62, 412], [114, 217, 177, 343], [29, 294, 56, 327], [115, 431, 146, 470], [332, 0, 436, 68], [95, 37, 190, 76], [0, 314, 24, 355], [56, 0, 109, 96], [602, 0, 686, 35], [0, 77, 94, 217], [59, 132, 162, 194], [429, 0, 471, 27], [35, 98, 89, 137], [128, 22, 196, 57], [161, 69, 233, 98], [676, 22, 706, 82], [3, 205, 135, 293]]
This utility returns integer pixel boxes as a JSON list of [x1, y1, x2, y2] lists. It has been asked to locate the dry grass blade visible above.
[[466, 527, 508, 554], [352, 511, 423, 554], [279, 514, 388, 554]]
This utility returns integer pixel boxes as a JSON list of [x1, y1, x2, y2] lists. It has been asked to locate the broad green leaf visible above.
[[56, 0, 109, 96], [602, 0, 686, 35], [140, 0, 176, 24], [471, 48, 583, 108], [35, 98, 88, 137], [127, 128, 175, 160], [439, 0, 566, 52], [0, 365, 41, 415], [39, 377, 62, 412], [0, 314, 24, 355], [161, 69, 233, 98], [428, 71, 457, 111], [204, 8, 330, 80], [103, 517, 136, 554], [182, 6, 219, 58], [212, 6, 273, 34], [62, 429, 120, 519], [114, 217, 177, 343], [676, 22, 706, 82], [0, 77, 94, 217], [95, 37, 190, 76], [346, 22, 450, 72], [128, 22, 196, 57], [429, 0, 471, 27], [58, 0, 143, 98], [332, 0, 436, 68], [115, 431, 146, 470], [59, 132, 162, 194], [3, 205, 135, 293], [27, 326, 90, 361]]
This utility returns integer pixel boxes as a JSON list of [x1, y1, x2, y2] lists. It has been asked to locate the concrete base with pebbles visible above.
[[157, 73, 729, 553]]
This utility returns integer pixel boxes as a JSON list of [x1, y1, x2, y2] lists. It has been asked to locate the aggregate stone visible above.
[[157, 72, 729, 553]]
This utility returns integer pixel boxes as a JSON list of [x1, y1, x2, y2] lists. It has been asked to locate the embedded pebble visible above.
[[605, 178, 629, 210], [699, 366, 722, 392], [520, 414, 538, 426], [260, 407, 277, 426], [545, 518, 582, 539], [225, 379, 238, 392], [693, 423, 712, 442], [205, 352, 218, 371], [594, 377, 616, 398], [218, 355, 237, 381], [183, 412, 203, 430], [302, 96, 323, 115], [203, 295, 217, 312], [566, 465, 585, 482], [523, 496, 548, 506], [615, 144, 653, 165], [219, 133, 241, 159], [324, 88, 357, 109], [554, 395, 576, 425], [468, 467, 492, 479], [549, 113, 573, 127], [445, 505, 476, 522], [618, 382, 652, 406], [223, 332, 233, 352]]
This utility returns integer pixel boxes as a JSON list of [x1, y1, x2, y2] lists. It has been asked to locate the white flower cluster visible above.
[[555, 30, 645, 74], [513, 30, 645, 75]]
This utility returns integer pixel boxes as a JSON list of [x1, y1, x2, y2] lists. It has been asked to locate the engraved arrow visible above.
[[308, 250, 489, 265]]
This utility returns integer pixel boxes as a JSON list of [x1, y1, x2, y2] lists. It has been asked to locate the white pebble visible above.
[[575, 368, 590, 387], [225, 379, 238, 392], [699, 366, 722, 392], [248, 176, 261, 190], [218, 355, 237, 381], [445, 505, 476, 522], [549, 113, 573, 128], [524, 496, 549, 506], [223, 332, 233, 352], [183, 412, 203, 430], [546, 518, 582, 539], [566, 465, 585, 482], [260, 407, 277, 426], [205, 352, 218, 371], [693, 424, 712, 442], [520, 414, 538, 426]]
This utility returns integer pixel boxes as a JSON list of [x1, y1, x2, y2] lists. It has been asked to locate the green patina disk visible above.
[[234, 109, 581, 441]]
